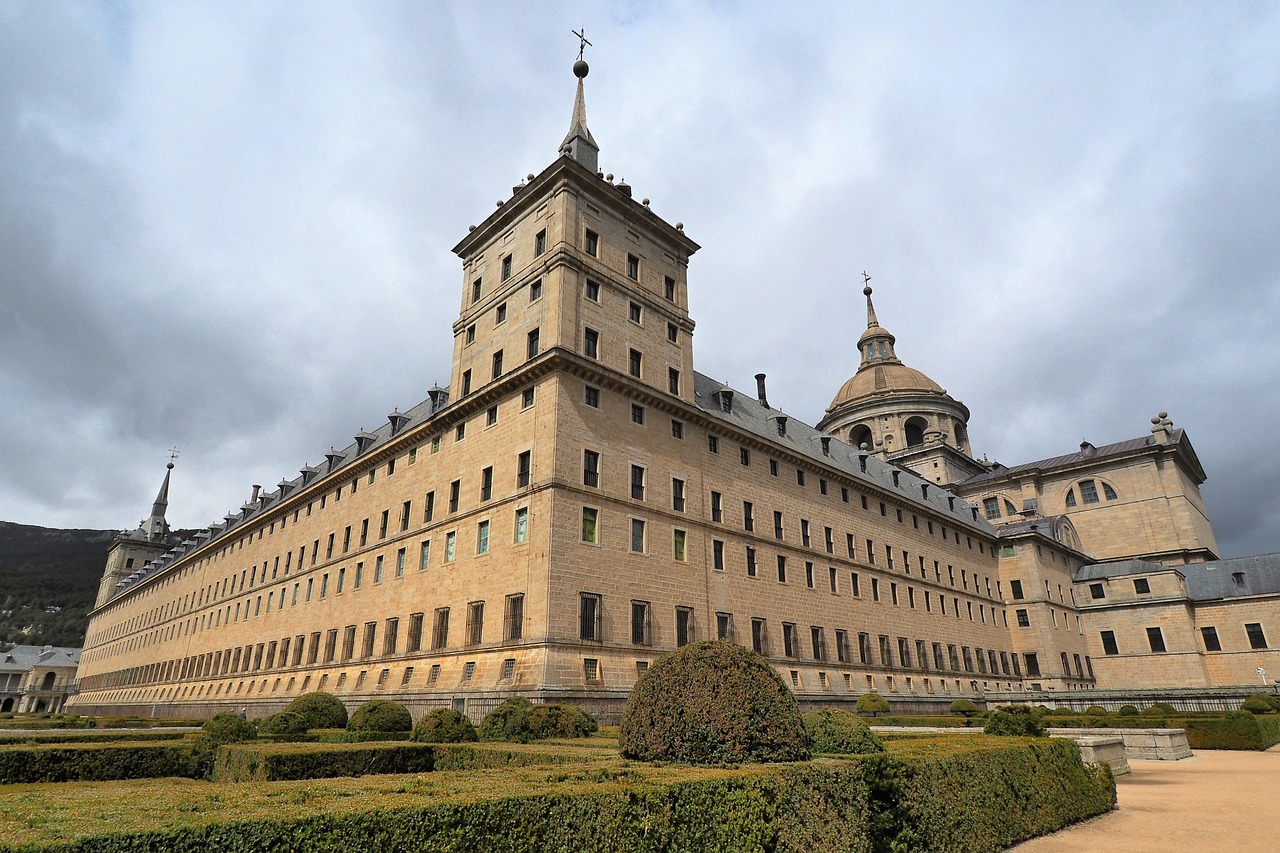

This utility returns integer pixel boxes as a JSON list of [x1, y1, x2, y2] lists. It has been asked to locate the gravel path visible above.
[[1009, 746, 1280, 852]]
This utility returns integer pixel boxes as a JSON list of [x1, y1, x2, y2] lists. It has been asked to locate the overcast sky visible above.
[[3, 2, 1278, 560]]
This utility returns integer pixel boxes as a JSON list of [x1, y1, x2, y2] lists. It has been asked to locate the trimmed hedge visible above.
[[0, 731, 187, 746], [0, 736, 1115, 852], [0, 742, 196, 783], [1182, 712, 1280, 750], [983, 705, 1047, 737], [479, 698, 598, 743], [804, 708, 885, 755]]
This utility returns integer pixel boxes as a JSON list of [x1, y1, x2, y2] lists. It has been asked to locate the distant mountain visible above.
[[0, 521, 115, 649]]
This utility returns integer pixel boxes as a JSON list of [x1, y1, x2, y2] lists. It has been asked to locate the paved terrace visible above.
[[1009, 746, 1280, 852]]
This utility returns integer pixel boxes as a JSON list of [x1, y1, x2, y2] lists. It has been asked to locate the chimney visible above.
[[250, 484, 261, 503], [755, 373, 769, 407]]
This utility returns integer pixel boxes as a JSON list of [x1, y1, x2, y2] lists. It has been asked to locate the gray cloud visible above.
[[1, 1, 1277, 560]]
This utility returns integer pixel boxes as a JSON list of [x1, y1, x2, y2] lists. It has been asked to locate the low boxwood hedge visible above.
[[1182, 712, 1280, 750], [0, 742, 197, 784]]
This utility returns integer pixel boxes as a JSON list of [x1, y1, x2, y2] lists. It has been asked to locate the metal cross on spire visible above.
[[862, 271, 872, 288], [572, 28, 592, 61], [167, 446, 180, 464]]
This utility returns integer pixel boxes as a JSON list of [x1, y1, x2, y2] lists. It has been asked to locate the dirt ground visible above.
[[1008, 746, 1280, 852]]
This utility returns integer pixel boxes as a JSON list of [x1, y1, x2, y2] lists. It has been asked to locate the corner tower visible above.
[[818, 283, 984, 486], [95, 462, 178, 607]]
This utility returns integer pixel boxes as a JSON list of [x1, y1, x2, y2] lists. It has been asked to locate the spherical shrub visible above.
[[347, 699, 413, 733], [1241, 694, 1280, 714], [199, 712, 257, 746], [478, 698, 597, 743], [413, 708, 478, 743], [284, 692, 348, 730], [1085, 705, 1108, 716], [1142, 702, 1178, 716], [258, 711, 309, 736], [804, 708, 885, 755], [983, 704, 1047, 737], [618, 640, 810, 764], [855, 691, 891, 716], [949, 698, 980, 717], [1117, 705, 1139, 716]]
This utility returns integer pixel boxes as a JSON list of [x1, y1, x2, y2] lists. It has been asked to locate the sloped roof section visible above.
[[1075, 553, 1280, 602], [962, 428, 1207, 487]]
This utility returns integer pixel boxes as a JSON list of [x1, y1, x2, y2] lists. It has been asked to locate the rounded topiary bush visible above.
[[1241, 694, 1280, 714], [478, 698, 597, 743], [347, 700, 413, 733], [258, 711, 309, 736], [1117, 705, 1139, 717], [855, 691, 891, 717], [949, 698, 980, 717], [198, 712, 257, 746], [284, 692, 348, 730], [413, 708, 478, 743], [1143, 702, 1178, 716], [983, 704, 1047, 737], [1085, 705, 1108, 716], [619, 640, 809, 764], [803, 708, 885, 755]]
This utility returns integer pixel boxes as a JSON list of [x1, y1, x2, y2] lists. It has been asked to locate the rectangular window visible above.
[[1090, 582, 1105, 599], [716, 612, 733, 641], [631, 464, 645, 500], [504, 593, 524, 640], [424, 492, 435, 522], [517, 450, 531, 488], [673, 529, 687, 562], [774, 511, 784, 539], [783, 622, 799, 658], [710, 491, 722, 522], [471, 278, 482, 303], [400, 500, 411, 532], [1134, 577, 1151, 594], [1016, 608, 1029, 627], [1146, 626, 1166, 652], [631, 517, 646, 553], [805, 561, 814, 589], [631, 600, 651, 645], [580, 593, 602, 641], [743, 501, 754, 531], [627, 254, 639, 279], [811, 626, 826, 661], [751, 618, 767, 654], [629, 348, 642, 378], [461, 369, 472, 395], [1246, 622, 1268, 649], [384, 618, 399, 656], [529, 279, 542, 300], [395, 547, 406, 577], [665, 276, 676, 300], [668, 368, 680, 395], [585, 229, 598, 256], [522, 387, 534, 408], [667, 322, 678, 343], [670, 418, 683, 438], [631, 403, 645, 424], [583, 450, 600, 487], [671, 478, 685, 511], [1201, 626, 1221, 651], [527, 328, 540, 359], [465, 601, 484, 646], [1010, 579, 1024, 600], [713, 539, 725, 570], [514, 507, 529, 543], [480, 466, 493, 501], [776, 554, 786, 583], [629, 300, 642, 323], [407, 613, 424, 652], [535, 229, 546, 255], [449, 480, 460, 513], [374, 555, 384, 583], [419, 540, 430, 570], [476, 520, 490, 554], [361, 622, 376, 658], [835, 629, 850, 663], [581, 507, 599, 543], [431, 608, 450, 649], [501, 254, 512, 281], [707, 434, 719, 453], [585, 279, 599, 300], [445, 531, 456, 562], [1100, 630, 1119, 655], [584, 328, 599, 359], [746, 546, 758, 577]]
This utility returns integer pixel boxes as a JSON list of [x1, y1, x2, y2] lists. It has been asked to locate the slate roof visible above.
[[1075, 553, 1280, 602], [0, 645, 81, 673], [691, 372, 992, 531], [961, 429, 1200, 487]]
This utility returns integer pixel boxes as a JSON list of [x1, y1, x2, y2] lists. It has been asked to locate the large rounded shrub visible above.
[[258, 711, 309, 736], [413, 708, 478, 743], [1117, 705, 1139, 717], [1241, 694, 1280, 714], [1085, 705, 1108, 716], [347, 700, 413, 733], [619, 641, 809, 764], [983, 705, 1047, 737], [284, 692, 348, 730], [1142, 702, 1178, 717], [949, 698, 980, 717], [478, 698, 597, 743], [198, 712, 257, 746], [803, 708, 885, 755]]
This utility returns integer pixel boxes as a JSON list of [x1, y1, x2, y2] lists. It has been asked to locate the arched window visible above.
[[1065, 488, 1077, 508], [1003, 499, 1018, 517], [1079, 480, 1100, 504], [1102, 482, 1118, 501], [40, 672, 55, 691], [850, 425, 873, 451], [905, 417, 927, 447], [954, 423, 968, 447]]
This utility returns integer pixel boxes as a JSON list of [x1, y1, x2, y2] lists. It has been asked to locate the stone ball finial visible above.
[[167, 462, 175, 470], [573, 59, 589, 78], [1158, 411, 1168, 419], [863, 286, 873, 297], [1151, 416, 1161, 424]]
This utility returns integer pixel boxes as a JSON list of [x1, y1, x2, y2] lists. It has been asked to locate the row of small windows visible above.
[[1065, 479, 1119, 508], [1099, 622, 1268, 655], [582, 228, 680, 303], [470, 229, 549, 305]]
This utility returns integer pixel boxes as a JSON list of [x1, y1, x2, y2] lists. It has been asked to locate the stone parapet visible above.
[[1047, 726, 1191, 760]]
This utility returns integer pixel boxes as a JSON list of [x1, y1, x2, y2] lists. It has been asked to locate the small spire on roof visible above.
[[561, 29, 599, 172]]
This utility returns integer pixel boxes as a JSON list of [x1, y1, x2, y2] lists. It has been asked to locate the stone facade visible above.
[[0, 646, 80, 714]]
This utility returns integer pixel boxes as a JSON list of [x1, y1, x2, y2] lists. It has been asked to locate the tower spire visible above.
[[863, 272, 880, 328], [142, 458, 175, 543], [561, 30, 599, 173], [856, 275, 900, 368]]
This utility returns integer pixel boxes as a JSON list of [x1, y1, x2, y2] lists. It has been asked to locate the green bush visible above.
[[804, 708, 885, 755], [1085, 705, 1107, 716], [983, 705, 1047, 737], [1182, 711, 1280, 750], [949, 698, 980, 717], [258, 711, 309, 737], [413, 708, 478, 743], [1143, 702, 1178, 716], [196, 713, 256, 748], [0, 742, 196, 783], [212, 741, 438, 782], [1117, 705, 1139, 716], [479, 698, 598, 743], [619, 640, 810, 764], [856, 691, 891, 716], [347, 700, 413, 733], [1241, 693, 1280, 714], [283, 691, 348, 730]]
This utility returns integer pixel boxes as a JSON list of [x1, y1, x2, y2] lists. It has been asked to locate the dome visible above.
[[828, 363, 946, 411]]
